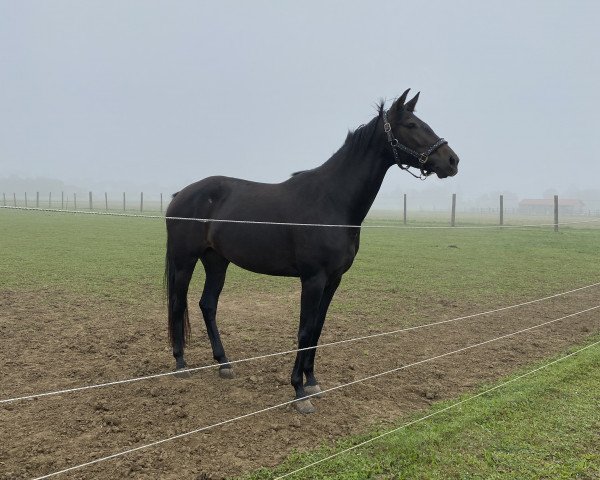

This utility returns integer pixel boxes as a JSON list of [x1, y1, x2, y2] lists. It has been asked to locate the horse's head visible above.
[[384, 89, 459, 179]]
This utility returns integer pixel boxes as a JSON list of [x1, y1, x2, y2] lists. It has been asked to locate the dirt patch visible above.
[[1, 286, 599, 479]]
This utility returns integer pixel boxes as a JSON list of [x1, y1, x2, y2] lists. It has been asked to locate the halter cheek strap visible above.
[[382, 110, 448, 180]]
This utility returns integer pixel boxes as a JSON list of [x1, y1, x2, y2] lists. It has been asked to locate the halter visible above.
[[382, 109, 448, 180]]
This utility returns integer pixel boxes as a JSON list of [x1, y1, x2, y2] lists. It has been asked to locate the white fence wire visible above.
[[2, 205, 600, 229]]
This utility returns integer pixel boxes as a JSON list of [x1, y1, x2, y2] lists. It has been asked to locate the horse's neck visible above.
[[320, 141, 393, 224]]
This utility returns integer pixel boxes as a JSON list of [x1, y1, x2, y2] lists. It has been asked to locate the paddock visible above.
[[1, 208, 599, 479]]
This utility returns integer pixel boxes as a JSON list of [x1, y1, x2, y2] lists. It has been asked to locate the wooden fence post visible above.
[[74, 193, 77, 210], [403, 193, 407, 225], [13, 193, 17, 207], [36, 191, 39, 208], [554, 195, 559, 232], [123, 192, 126, 211], [49, 192, 52, 208], [25, 192, 28, 207], [61, 191, 64, 209], [2, 193, 5, 206], [140, 192, 144, 212], [89, 191, 93, 210], [105, 192, 108, 210], [499, 194, 504, 226], [451, 193, 456, 227]]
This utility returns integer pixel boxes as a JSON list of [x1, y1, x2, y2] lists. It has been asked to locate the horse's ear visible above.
[[405, 92, 420, 112], [391, 89, 411, 112]]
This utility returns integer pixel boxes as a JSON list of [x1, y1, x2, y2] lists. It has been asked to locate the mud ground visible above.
[[1, 286, 599, 479]]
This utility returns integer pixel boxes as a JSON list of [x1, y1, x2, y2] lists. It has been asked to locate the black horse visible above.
[[165, 90, 459, 413]]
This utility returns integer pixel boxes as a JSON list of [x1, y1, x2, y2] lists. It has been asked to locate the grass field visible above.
[[2, 208, 599, 303], [1, 208, 599, 479]]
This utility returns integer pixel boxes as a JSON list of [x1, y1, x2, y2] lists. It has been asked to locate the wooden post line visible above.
[[123, 192, 126, 212], [89, 191, 93, 210], [140, 192, 144, 212], [451, 193, 456, 227], [499, 194, 504, 226], [554, 195, 559, 232], [105, 192, 108, 211]]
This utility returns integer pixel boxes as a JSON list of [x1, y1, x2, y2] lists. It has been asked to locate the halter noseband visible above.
[[382, 109, 448, 180]]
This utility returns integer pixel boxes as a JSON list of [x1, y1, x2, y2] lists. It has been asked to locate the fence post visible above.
[[2, 193, 5, 206], [403, 193, 407, 225], [554, 195, 559, 232], [25, 192, 28, 207], [49, 192, 52, 208], [451, 193, 456, 227], [36, 191, 39, 208], [61, 191, 64, 209], [105, 192, 108, 211], [74, 193, 77, 210], [140, 192, 143, 212], [13, 193, 17, 207], [89, 191, 93, 210], [499, 194, 504, 226], [123, 192, 126, 211], [160, 193, 163, 213]]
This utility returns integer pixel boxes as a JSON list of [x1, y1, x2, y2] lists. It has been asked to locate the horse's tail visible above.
[[164, 231, 191, 347]]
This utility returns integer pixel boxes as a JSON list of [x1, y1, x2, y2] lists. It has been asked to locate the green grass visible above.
[[1, 209, 599, 308], [1, 208, 599, 331], [243, 338, 600, 479]]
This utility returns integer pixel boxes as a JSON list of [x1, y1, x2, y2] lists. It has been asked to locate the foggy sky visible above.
[[1, 1, 599, 199]]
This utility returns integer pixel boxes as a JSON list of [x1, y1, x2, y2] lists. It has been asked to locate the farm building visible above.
[[518, 198, 585, 215]]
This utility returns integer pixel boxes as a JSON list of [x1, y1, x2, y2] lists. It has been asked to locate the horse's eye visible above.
[[406, 122, 417, 129]]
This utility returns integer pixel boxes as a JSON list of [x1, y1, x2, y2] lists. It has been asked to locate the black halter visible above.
[[382, 109, 448, 180]]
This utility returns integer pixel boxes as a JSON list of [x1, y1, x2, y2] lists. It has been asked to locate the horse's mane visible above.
[[290, 101, 384, 177], [343, 101, 384, 153]]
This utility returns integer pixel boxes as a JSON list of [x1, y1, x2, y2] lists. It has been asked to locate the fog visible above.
[[1, 1, 599, 209]]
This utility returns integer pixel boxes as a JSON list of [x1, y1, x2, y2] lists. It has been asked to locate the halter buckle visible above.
[[383, 123, 391, 133], [418, 153, 428, 164]]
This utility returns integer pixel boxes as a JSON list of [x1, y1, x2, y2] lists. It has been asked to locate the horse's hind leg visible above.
[[199, 249, 233, 379], [167, 256, 197, 373]]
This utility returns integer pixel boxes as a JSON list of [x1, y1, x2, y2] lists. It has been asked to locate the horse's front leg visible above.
[[303, 274, 342, 397], [291, 273, 327, 414]]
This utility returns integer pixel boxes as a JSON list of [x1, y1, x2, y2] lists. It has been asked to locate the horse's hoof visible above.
[[174, 368, 192, 379], [304, 384, 323, 398], [293, 398, 316, 414], [218, 367, 235, 379]]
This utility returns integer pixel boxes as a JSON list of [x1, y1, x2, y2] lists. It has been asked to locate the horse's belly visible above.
[[229, 257, 299, 277], [210, 226, 300, 277]]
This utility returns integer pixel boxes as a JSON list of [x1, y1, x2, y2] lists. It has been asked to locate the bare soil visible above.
[[1, 286, 599, 479]]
